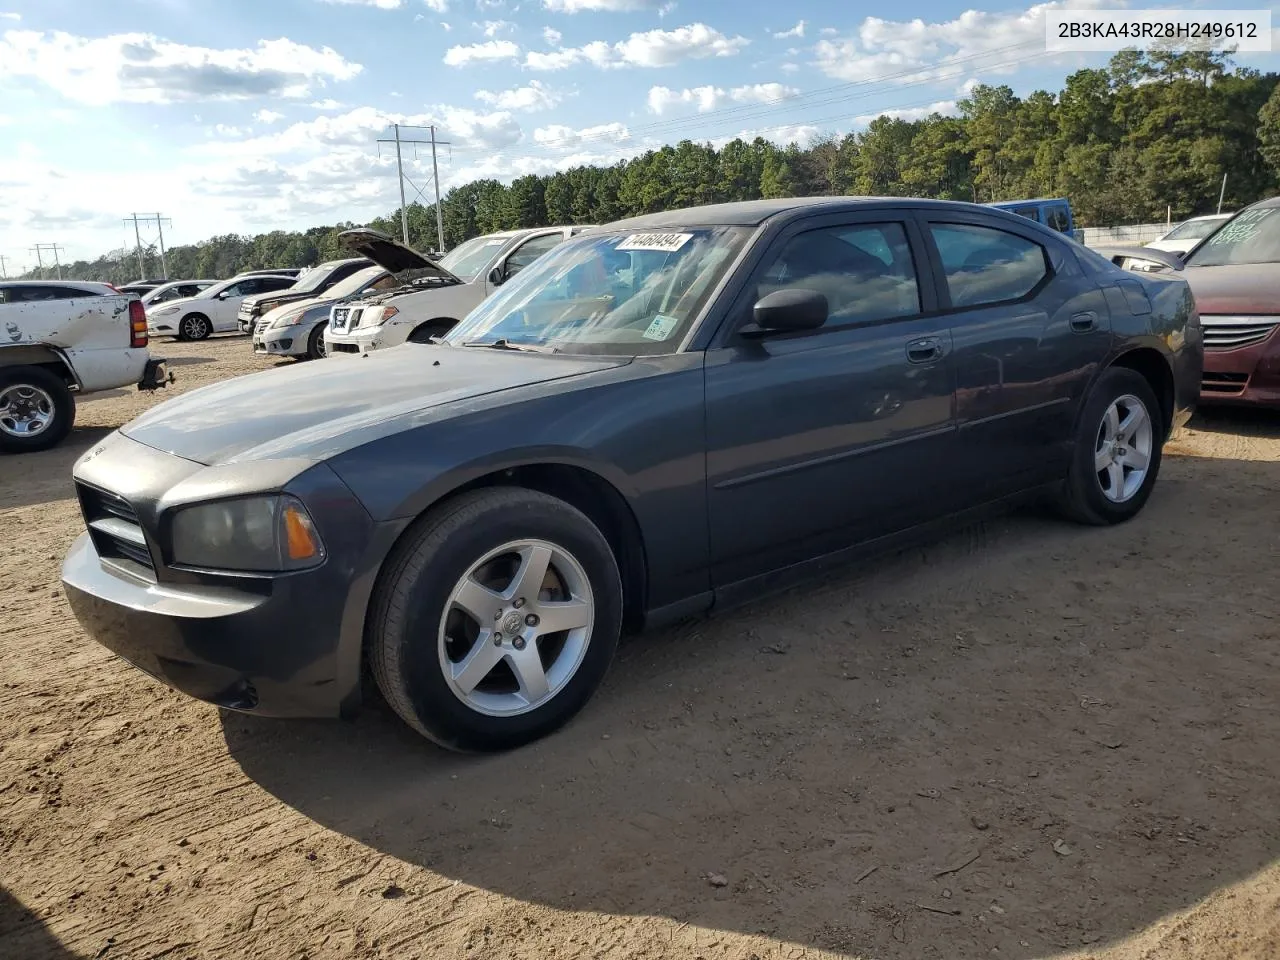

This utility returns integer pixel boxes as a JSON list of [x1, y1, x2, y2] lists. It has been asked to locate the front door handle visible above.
[[1070, 311, 1098, 332], [906, 337, 943, 364]]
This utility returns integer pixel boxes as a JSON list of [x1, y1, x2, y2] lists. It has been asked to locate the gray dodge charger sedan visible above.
[[62, 198, 1203, 752]]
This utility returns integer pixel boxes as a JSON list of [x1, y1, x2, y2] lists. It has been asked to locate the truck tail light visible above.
[[129, 299, 148, 348]]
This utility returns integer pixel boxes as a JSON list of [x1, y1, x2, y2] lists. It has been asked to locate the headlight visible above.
[[272, 308, 308, 327], [369, 305, 398, 326], [170, 495, 325, 572]]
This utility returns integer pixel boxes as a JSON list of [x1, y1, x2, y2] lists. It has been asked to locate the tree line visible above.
[[23, 48, 1280, 283]]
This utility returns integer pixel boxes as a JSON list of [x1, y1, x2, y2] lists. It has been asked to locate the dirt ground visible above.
[[2, 336, 1279, 960]]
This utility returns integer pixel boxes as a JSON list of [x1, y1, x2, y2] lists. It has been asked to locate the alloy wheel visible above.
[[1094, 393, 1154, 503], [0, 383, 55, 438]]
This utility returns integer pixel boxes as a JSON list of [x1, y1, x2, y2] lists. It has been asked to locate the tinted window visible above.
[[756, 222, 921, 327], [1011, 206, 1040, 221], [505, 234, 564, 277], [929, 223, 1048, 309], [1, 285, 97, 302], [1046, 205, 1071, 233], [261, 276, 296, 292]]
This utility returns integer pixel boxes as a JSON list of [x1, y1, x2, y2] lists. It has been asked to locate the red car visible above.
[[1179, 198, 1280, 407]]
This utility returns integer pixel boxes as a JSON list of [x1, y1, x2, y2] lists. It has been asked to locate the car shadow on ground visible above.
[[0, 427, 112, 511], [0, 886, 81, 960], [1187, 405, 1280, 439], [223, 455, 1280, 959], [160, 355, 216, 368]]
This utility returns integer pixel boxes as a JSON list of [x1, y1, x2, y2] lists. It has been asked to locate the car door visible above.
[[207, 279, 258, 331], [702, 213, 956, 588], [917, 213, 1113, 499]]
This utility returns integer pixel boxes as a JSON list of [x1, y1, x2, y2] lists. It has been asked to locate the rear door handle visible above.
[[906, 337, 943, 364], [1070, 311, 1098, 332]]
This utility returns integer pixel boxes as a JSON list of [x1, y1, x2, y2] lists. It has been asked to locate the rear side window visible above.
[[930, 223, 1049, 309], [1046, 205, 1071, 233], [1011, 206, 1040, 221], [757, 222, 921, 327], [262, 276, 296, 292], [0, 285, 97, 302]]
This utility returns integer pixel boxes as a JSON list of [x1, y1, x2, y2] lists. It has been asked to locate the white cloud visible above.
[[525, 22, 747, 70], [542, 0, 664, 10], [443, 38, 520, 65], [423, 0, 448, 10], [317, 0, 404, 7], [441, 21, 452, 30], [533, 121, 629, 148], [814, 0, 1104, 82], [0, 12, 20, 20], [957, 77, 981, 96], [773, 20, 805, 39], [542, 26, 562, 44], [214, 123, 249, 137], [254, 108, 285, 123], [711, 123, 823, 148], [310, 98, 344, 109], [479, 19, 512, 36], [646, 81, 798, 114], [0, 31, 362, 105], [854, 99, 958, 124], [659, 1, 676, 16], [474, 79, 562, 111], [781, 62, 799, 73], [819, 26, 837, 36]]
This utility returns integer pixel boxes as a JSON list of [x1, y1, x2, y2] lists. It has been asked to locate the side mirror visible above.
[[741, 288, 828, 338], [215, 291, 228, 300], [488, 265, 505, 286]]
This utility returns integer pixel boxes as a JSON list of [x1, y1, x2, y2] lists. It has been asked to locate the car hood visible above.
[[120, 345, 630, 465], [1182, 262, 1280, 315], [261, 293, 333, 323], [339, 228, 460, 283]]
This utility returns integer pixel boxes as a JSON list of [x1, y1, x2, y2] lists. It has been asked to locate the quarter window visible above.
[[929, 223, 1049, 309], [1046, 205, 1071, 233], [756, 222, 922, 328]]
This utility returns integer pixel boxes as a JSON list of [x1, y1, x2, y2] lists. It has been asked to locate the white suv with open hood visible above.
[[324, 226, 589, 357]]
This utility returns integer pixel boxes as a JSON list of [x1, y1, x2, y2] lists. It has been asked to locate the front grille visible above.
[[1199, 316, 1280, 351], [331, 307, 350, 332], [76, 483, 155, 577], [1201, 371, 1249, 394]]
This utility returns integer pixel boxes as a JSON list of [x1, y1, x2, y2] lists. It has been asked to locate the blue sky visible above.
[[0, 0, 1277, 268]]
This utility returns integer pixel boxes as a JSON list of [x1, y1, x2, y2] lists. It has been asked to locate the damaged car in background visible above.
[[252, 265, 400, 361]]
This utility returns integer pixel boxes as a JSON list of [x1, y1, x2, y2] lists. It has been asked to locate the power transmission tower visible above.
[[376, 124, 449, 252], [124, 213, 171, 280], [0, 255, 8, 280], [31, 243, 65, 280]]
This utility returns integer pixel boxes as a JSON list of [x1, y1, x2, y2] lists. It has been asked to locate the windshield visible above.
[[1163, 217, 1227, 242], [1186, 207, 1280, 267], [327, 265, 386, 298], [289, 262, 343, 294], [443, 226, 750, 356], [438, 234, 511, 280]]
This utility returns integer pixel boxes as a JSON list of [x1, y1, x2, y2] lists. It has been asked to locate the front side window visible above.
[[1012, 206, 1040, 221], [1185, 207, 1280, 266], [504, 234, 564, 279], [444, 226, 750, 356], [1046, 205, 1071, 233], [755, 222, 921, 327], [930, 223, 1049, 309]]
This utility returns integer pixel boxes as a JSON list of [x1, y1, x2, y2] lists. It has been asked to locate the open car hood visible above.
[[338, 229, 461, 284]]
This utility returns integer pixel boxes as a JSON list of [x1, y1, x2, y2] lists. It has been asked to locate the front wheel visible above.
[[369, 488, 623, 752], [306, 321, 328, 360], [1056, 367, 1163, 525], [0, 367, 75, 454], [179, 313, 212, 341]]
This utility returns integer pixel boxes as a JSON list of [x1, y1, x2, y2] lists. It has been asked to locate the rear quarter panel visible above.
[[1, 295, 148, 392], [1105, 270, 1202, 422]]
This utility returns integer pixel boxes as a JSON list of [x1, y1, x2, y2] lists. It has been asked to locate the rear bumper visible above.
[[62, 533, 349, 718], [1199, 327, 1280, 408]]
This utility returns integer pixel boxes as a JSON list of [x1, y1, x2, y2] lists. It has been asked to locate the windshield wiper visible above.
[[461, 338, 558, 354]]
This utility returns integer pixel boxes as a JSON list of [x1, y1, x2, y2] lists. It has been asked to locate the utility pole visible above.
[[124, 213, 171, 280], [31, 244, 64, 279], [376, 124, 450, 252], [0, 255, 8, 280], [1217, 173, 1228, 215]]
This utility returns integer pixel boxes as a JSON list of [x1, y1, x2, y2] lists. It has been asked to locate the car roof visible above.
[[600, 196, 1042, 230], [1247, 196, 1280, 209], [988, 197, 1070, 206], [1, 280, 115, 290]]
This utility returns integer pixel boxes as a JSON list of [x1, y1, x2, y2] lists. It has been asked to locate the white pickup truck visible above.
[[0, 281, 171, 453]]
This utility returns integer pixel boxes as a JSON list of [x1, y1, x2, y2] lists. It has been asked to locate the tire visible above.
[[407, 319, 457, 344], [178, 313, 212, 341], [369, 487, 623, 752], [306, 322, 328, 360], [0, 367, 75, 454], [1056, 367, 1163, 525]]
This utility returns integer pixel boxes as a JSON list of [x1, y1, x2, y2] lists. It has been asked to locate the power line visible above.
[[30, 243, 65, 280], [376, 124, 450, 251], [124, 213, 172, 280]]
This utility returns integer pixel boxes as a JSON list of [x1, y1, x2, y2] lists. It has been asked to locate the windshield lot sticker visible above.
[[643, 314, 680, 340], [617, 233, 694, 253], [1206, 208, 1273, 247]]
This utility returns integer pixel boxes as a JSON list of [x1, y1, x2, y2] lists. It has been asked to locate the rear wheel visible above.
[[306, 322, 328, 360], [369, 488, 623, 752], [0, 367, 75, 454], [179, 313, 212, 341], [1056, 367, 1163, 525]]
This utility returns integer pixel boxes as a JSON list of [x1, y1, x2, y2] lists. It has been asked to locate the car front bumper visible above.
[[253, 325, 306, 357], [1199, 323, 1280, 408], [325, 329, 383, 356]]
